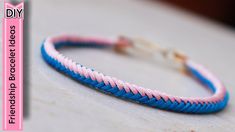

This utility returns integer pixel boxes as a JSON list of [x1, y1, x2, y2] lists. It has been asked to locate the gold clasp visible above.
[[115, 36, 188, 66]]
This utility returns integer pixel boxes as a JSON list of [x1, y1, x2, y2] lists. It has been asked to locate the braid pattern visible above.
[[41, 35, 229, 114]]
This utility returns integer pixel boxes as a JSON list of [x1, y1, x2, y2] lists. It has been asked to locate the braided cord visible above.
[[41, 35, 229, 114]]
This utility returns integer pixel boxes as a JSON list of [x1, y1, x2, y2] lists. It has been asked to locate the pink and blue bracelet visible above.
[[41, 35, 229, 114]]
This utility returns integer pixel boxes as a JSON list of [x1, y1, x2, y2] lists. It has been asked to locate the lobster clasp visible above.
[[115, 36, 187, 65]]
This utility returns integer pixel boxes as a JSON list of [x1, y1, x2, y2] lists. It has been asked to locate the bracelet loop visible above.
[[41, 35, 229, 114]]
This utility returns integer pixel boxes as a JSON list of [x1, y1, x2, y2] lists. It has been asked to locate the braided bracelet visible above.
[[41, 35, 229, 114]]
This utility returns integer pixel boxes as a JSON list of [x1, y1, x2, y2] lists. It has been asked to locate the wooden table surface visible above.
[[0, 0, 235, 131]]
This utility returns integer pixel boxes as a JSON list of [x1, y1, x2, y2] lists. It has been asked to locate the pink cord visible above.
[[41, 35, 229, 113]]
